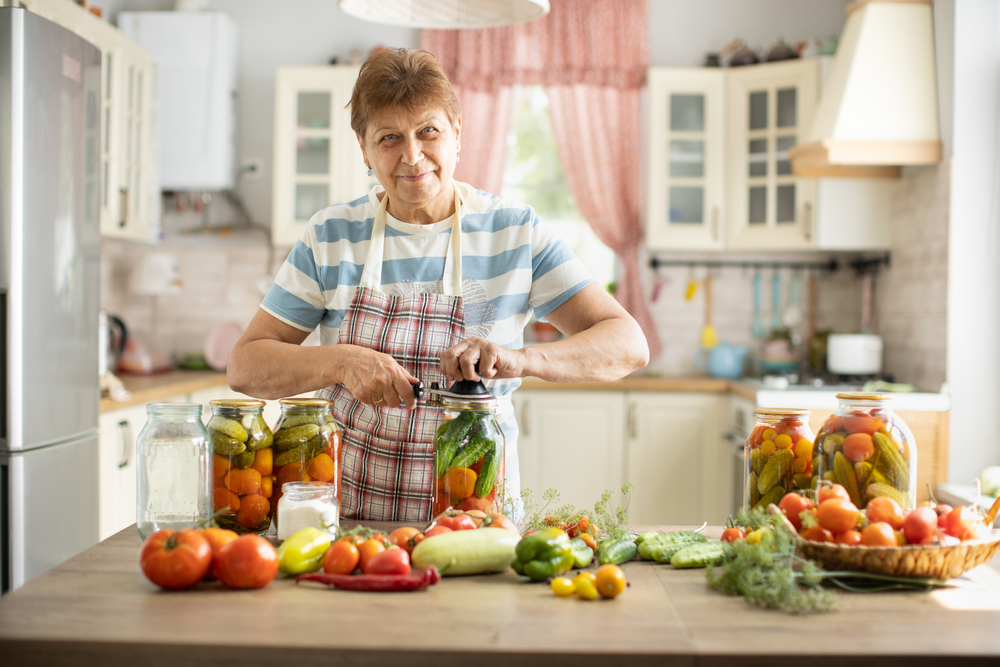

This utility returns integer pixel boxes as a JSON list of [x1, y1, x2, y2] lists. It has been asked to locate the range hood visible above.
[[789, 0, 941, 178]]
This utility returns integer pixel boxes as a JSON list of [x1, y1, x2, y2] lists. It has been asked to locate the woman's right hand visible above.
[[335, 344, 420, 409]]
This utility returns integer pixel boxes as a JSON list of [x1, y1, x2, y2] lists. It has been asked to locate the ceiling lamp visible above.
[[338, 0, 550, 29]]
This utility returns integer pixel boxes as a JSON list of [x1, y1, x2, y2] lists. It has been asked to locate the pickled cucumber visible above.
[[232, 450, 255, 469], [208, 416, 248, 443], [211, 431, 246, 456], [274, 423, 320, 451]]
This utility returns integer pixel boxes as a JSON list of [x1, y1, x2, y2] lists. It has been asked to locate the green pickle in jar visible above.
[[813, 392, 917, 509], [433, 406, 505, 516], [208, 399, 274, 534], [744, 408, 815, 511], [271, 398, 343, 532]]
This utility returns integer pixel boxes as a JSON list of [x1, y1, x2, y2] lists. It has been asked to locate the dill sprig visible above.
[[513, 484, 634, 541]]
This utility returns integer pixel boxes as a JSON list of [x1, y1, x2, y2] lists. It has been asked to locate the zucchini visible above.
[[670, 541, 727, 569], [597, 538, 637, 565], [410, 527, 519, 576]]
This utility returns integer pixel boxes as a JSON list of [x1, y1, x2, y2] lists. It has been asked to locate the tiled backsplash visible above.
[[102, 164, 949, 390]]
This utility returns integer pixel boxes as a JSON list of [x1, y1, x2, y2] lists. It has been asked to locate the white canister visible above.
[[827, 333, 884, 375]]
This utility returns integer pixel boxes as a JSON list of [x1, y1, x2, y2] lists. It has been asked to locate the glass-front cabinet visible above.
[[726, 60, 818, 250], [272, 66, 375, 247], [645, 69, 725, 251]]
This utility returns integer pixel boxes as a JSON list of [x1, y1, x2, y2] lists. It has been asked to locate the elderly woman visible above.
[[228, 48, 648, 522]]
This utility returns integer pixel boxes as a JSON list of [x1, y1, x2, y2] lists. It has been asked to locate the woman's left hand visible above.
[[440, 338, 525, 381]]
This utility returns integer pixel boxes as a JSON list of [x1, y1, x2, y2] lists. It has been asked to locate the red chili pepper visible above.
[[296, 565, 441, 591]]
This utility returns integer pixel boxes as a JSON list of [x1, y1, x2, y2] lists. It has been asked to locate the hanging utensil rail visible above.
[[648, 256, 841, 273]]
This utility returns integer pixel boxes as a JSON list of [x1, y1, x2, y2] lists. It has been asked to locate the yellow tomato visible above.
[[550, 576, 575, 597], [761, 440, 776, 457], [746, 528, 767, 545], [594, 564, 626, 599], [774, 433, 793, 449], [573, 572, 599, 601]]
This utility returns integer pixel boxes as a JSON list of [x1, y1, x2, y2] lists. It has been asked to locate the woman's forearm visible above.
[[520, 315, 649, 383], [228, 338, 348, 400]]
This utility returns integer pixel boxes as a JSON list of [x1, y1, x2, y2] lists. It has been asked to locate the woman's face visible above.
[[359, 105, 461, 224]]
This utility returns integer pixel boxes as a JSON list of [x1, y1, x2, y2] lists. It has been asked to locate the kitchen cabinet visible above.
[[271, 66, 375, 247], [511, 389, 726, 525], [97, 402, 148, 541], [645, 69, 726, 251], [11, 0, 157, 242]]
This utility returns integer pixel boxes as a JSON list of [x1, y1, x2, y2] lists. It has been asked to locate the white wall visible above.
[[946, 0, 1000, 482]]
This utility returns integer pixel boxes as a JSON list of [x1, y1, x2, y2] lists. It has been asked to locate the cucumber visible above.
[[211, 431, 245, 456], [636, 531, 706, 560], [448, 427, 494, 470], [411, 527, 519, 576], [207, 416, 248, 443], [597, 538, 637, 565], [473, 445, 500, 498], [569, 538, 594, 568], [670, 541, 727, 569], [434, 413, 476, 478], [274, 423, 321, 450]]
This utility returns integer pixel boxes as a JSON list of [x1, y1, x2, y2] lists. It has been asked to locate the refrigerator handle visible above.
[[117, 419, 132, 469], [119, 188, 129, 228]]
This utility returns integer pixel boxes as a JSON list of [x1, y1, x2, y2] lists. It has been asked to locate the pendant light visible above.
[[338, 0, 549, 29]]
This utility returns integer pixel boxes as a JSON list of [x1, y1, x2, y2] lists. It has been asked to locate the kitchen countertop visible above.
[[100, 370, 229, 412], [2, 524, 1000, 666]]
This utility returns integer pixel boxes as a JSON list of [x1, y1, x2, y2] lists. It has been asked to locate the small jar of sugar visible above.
[[277, 481, 339, 541]]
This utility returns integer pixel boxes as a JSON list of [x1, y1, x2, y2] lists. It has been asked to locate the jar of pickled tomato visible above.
[[207, 399, 274, 534], [744, 408, 814, 511], [813, 393, 916, 510]]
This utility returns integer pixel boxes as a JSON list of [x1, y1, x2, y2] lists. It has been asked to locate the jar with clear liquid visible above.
[[136, 402, 213, 539]]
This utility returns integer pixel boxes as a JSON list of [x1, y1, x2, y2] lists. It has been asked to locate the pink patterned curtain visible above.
[[422, 0, 660, 359]]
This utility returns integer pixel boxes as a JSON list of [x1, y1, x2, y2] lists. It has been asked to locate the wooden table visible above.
[[3, 524, 1000, 666]]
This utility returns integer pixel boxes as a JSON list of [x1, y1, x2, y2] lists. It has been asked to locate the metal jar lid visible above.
[[425, 376, 498, 412]]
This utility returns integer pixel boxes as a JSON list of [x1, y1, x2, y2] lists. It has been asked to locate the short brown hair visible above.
[[348, 48, 461, 141]]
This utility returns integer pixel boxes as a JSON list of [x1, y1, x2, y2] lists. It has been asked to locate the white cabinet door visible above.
[[513, 390, 625, 512], [626, 392, 726, 526], [98, 403, 148, 540], [271, 66, 376, 247], [646, 68, 726, 251], [727, 60, 818, 251]]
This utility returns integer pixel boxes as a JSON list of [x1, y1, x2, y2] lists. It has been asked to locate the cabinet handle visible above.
[[119, 188, 129, 228], [521, 401, 530, 439], [628, 401, 637, 440], [117, 419, 132, 469], [804, 202, 813, 241], [712, 206, 719, 241]]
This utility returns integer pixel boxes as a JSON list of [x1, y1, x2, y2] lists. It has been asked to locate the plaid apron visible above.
[[321, 185, 465, 521]]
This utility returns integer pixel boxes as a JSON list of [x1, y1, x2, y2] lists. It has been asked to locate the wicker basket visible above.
[[767, 505, 1000, 580]]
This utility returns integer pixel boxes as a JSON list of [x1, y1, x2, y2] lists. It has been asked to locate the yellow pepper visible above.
[[276, 527, 333, 575]]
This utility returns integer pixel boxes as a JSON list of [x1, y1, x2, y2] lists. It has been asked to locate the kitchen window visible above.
[[502, 86, 616, 289]]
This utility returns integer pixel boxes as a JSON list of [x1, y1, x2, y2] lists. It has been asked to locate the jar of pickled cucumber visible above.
[[814, 393, 916, 509], [426, 379, 505, 517], [744, 408, 814, 511], [271, 398, 343, 533], [207, 399, 274, 534]]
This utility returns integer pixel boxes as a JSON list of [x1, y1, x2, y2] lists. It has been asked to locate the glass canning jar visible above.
[[207, 399, 274, 534], [270, 398, 343, 533], [276, 481, 339, 541], [136, 402, 213, 540], [744, 408, 814, 511], [813, 393, 917, 509]]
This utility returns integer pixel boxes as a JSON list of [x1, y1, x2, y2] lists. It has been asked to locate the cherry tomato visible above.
[[902, 506, 938, 545], [720, 527, 746, 543], [933, 503, 954, 518], [366, 546, 411, 576], [566, 516, 590, 538], [579, 532, 597, 550], [817, 483, 851, 505], [139, 529, 212, 590], [778, 492, 814, 531], [842, 433, 875, 462], [800, 524, 834, 542], [550, 576, 575, 597], [861, 522, 897, 547], [942, 505, 978, 540], [866, 497, 905, 530], [817, 498, 860, 534], [424, 524, 453, 539], [198, 527, 238, 581], [214, 534, 278, 589], [439, 514, 478, 531], [594, 563, 627, 599], [834, 530, 862, 545], [483, 513, 520, 535], [322, 539, 360, 574], [573, 571, 598, 601], [358, 538, 386, 573], [388, 526, 422, 553]]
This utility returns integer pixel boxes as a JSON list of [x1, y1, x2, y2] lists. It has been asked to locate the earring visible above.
[[455, 154, 461, 164], [367, 167, 373, 176]]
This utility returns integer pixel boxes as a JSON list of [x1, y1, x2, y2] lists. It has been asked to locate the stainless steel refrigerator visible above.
[[0, 7, 101, 592]]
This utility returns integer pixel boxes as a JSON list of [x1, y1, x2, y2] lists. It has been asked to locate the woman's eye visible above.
[[380, 133, 396, 142], [421, 126, 437, 135]]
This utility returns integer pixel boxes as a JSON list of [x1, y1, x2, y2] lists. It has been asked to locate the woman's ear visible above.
[[454, 116, 462, 153]]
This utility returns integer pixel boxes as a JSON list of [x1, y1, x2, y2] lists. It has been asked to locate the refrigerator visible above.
[[0, 8, 102, 592]]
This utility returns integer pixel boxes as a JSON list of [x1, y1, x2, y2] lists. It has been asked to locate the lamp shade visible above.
[[338, 0, 549, 29]]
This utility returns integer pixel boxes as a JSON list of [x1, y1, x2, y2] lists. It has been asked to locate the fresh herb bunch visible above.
[[591, 483, 635, 542], [514, 484, 634, 540]]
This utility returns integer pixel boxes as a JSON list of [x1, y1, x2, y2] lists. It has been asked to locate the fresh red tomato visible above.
[[199, 527, 238, 581], [902, 506, 938, 545], [817, 483, 851, 505], [214, 534, 278, 589], [566, 516, 590, 538], [934, 503, 954, 519], [721, 527, 746, 542], [483, 513, 520, 535], [800, 525, 834, 543], [358, 538, 386, 574], [542, 516, 568, 530], [942, 506, 978, 540], [861, 522, 897, 547], [834, 530, 862, 545], [322, 539, 360, 574], [866, 497, 905, 530], [139, 529, 212, 590], [388, 526, 422, 553], [366, 547, 411, 576], [778, 493, 814, 531], [439, 514, 478, 531], [424, 524, 453, 539], [817, 498, 860, 534]]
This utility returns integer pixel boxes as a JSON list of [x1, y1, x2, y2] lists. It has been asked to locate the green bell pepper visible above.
[[569, 537, 594, 568], [276, 527, 333, 576], [511, 527, 574, 582]]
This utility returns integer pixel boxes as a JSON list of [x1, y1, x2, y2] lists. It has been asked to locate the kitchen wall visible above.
[[100, 0, 873, 376]]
